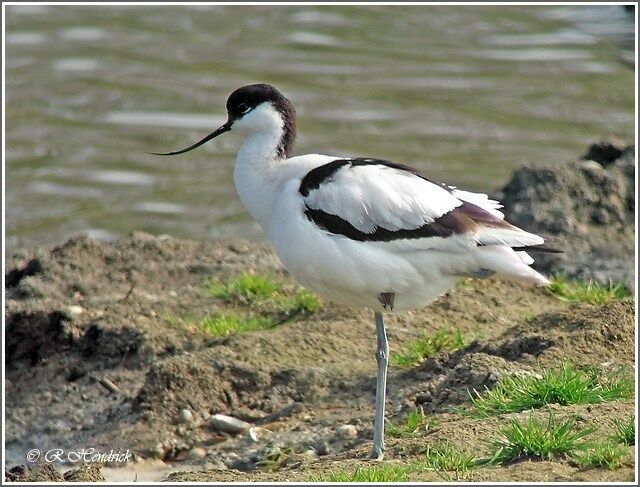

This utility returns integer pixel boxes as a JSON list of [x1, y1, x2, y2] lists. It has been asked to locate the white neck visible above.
[[233, 129, 284, 228]]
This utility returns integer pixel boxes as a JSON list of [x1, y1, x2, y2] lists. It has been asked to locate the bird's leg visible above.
[[371, 310, 389, 460]]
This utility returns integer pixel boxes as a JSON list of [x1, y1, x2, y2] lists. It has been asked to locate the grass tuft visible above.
[[547, 275, 631, 304], [469, 363, 634, 417], [486, 414, 593, 464], [392, 328, 466, 366], [387, 408, 431, 438], [611, 416, 635, 446], [199, 313, 276, 336], [571, 442, 629, 470], [424, 443, 481, 472], [309, 464, 410, 482], [275, 289, 321, 314], [207, 273, 321, 318], [207, 273, 281, 301]]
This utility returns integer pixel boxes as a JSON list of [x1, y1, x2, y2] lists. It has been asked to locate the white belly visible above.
[[266, 180, 460, 312]]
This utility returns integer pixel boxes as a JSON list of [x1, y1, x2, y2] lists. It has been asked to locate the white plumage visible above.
[[154, 83, 556, 460], [304, 164, 460, 230], [260, 156, 548, 312]]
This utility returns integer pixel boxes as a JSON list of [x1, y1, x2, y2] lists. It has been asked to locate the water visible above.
[[5, 5, 635, 254]]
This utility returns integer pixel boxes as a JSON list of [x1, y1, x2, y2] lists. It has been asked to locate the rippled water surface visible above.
[[5, 5, 635, 252]]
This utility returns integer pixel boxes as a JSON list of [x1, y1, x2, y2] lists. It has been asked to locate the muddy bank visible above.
[[5, 234, 635, 482], [494, 139, 635, 287], [4, 142, 636, 482]]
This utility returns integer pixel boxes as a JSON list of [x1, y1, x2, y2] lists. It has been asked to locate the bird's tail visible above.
[[473, 245, 551, 286]]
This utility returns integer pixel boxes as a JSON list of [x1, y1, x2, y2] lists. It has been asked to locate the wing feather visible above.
[[300, 158, 549, 252], [303, 162, 461, 233]]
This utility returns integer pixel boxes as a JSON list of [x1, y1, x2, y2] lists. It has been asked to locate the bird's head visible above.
[[152, 83, 296, 158]]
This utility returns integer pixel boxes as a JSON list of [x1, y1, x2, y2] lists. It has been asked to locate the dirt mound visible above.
[[495, 300, 635, 367], [410, 298, 634, 411], [495, 140, 635, 286], [420, 352, 536, 409]]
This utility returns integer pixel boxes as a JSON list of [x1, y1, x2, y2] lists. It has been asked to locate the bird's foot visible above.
[[370, 447, 384, 461]]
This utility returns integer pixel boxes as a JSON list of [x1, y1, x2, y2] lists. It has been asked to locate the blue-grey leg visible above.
[[371, 311, 389, 460]]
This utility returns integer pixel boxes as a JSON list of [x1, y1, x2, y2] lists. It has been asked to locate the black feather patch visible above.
[[304, 205, 477, 242], [512, 244, 563, 253], [299, 157, 450, 197]]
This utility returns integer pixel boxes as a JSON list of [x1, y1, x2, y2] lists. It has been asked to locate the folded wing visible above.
[[300, 158, 546, 251]]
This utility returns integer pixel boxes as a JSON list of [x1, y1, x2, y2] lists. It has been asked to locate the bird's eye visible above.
[[238, 103, 250, 114]]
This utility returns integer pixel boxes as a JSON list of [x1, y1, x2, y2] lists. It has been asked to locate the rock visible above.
[[583, 137, 626, 166], [496, 142, 635, 287], [185, 447, 207, 460], [210, 414, 251, 434], [335, 424, 358, 440], [177, 409, 194, 424], [312, 439, 331, 456]]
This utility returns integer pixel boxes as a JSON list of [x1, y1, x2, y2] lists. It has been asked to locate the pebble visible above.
[[313, 439, 331, 456], [178, 409, 193, 424], [336, 424, 358, 440], [185, 447, 207, 460], [248, 426, 270, 442], [210, 414, 251, 434], [66, 305, 84, 317], [303, 449, 318, 461], [580, 160, 604, 172]]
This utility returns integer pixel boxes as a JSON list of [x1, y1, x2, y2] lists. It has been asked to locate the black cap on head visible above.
[[226, 84, 288, 118], [226, 84, 297, 158]]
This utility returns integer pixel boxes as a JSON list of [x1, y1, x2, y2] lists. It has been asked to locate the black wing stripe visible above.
[[299, 159, 351, 196], [512, 244, 563, 253], [299, 157, 450, 197], [304, 205, 477, 242]]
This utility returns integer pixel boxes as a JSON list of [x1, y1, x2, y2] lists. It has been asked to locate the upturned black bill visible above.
[[150, 121, 232, 156]]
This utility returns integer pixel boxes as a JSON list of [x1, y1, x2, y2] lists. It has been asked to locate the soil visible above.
[[4, 142, 636, 482]]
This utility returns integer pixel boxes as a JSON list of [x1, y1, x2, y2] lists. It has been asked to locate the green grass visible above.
[[199, 313, 277, 336], [571, 442, 629, 470], [310, 443, 481, 482], [611, 416, 635, 446], [207, 273, 321, 316], [207, 273, 281, 301], [392, 328, 466, 366], [424, 443, 482, 472], [387, 408, 431, 438], [486, 414, 594, 464], [275, 289, 321, 314], [310, 464, 410, 482], [469, 363, 634, 417], [547, 275, 631, 304]]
